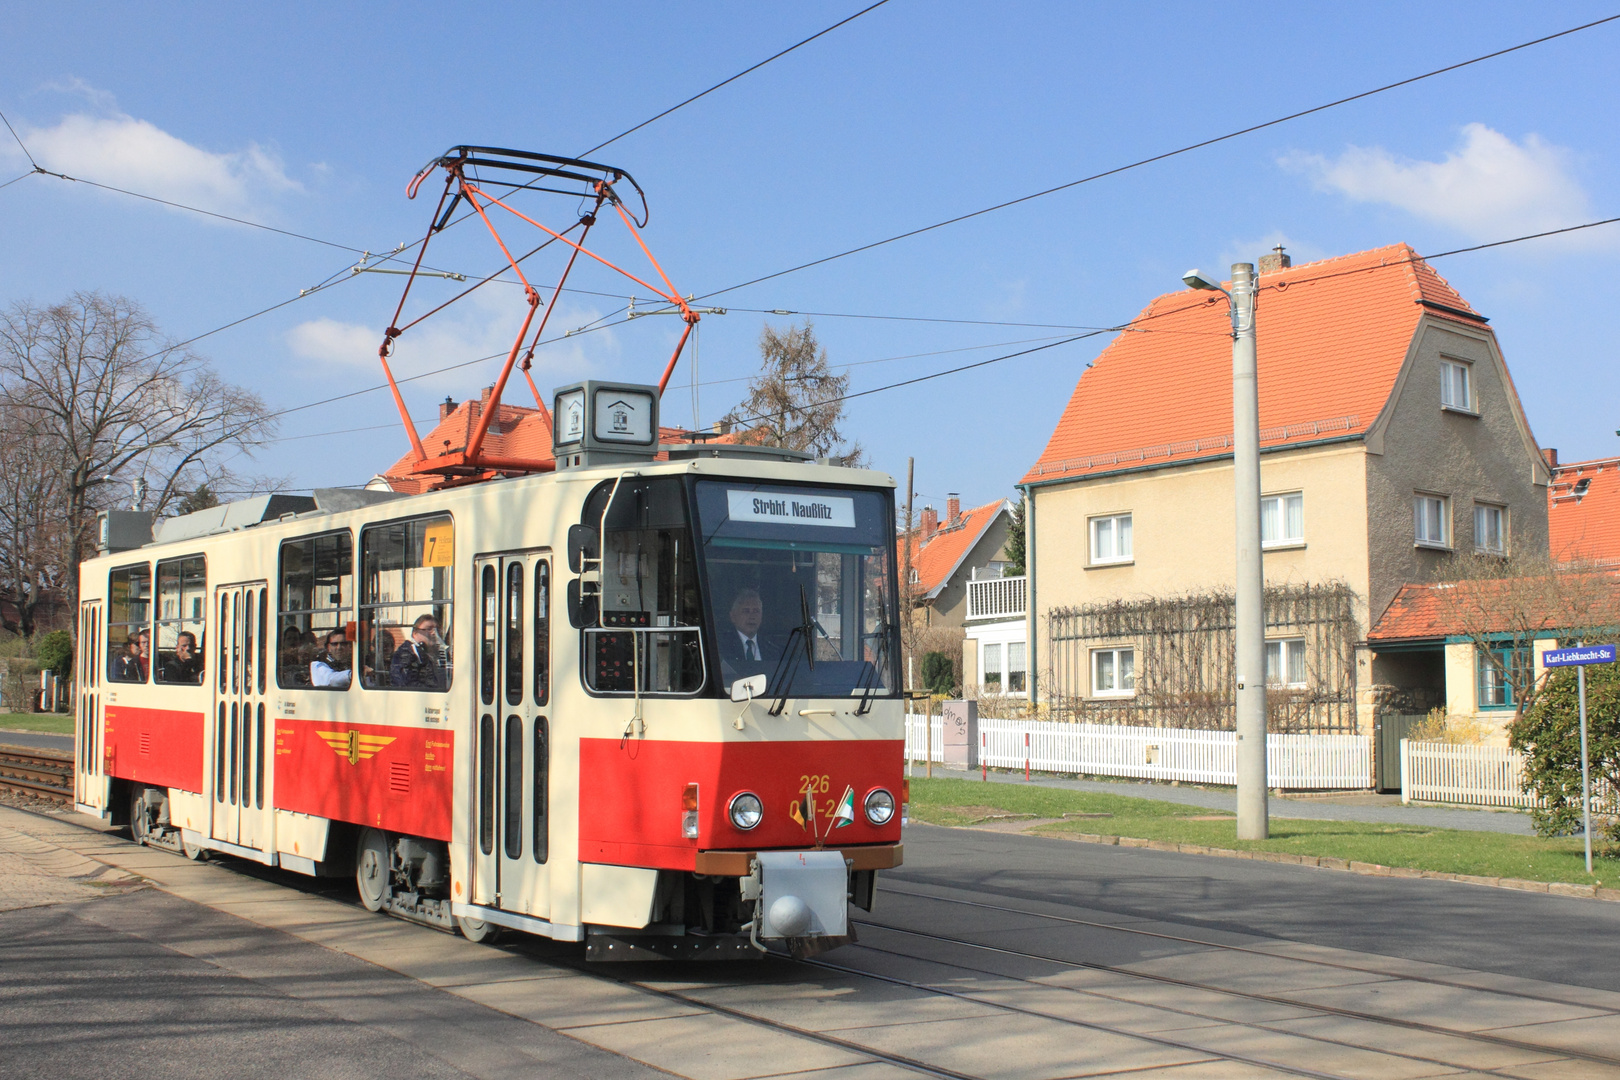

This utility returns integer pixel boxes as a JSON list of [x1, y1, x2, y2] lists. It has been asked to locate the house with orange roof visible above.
[[1549, 453, 1620, 568], [897, 495, 1018, 689], [1018, 243, 1550, 735]]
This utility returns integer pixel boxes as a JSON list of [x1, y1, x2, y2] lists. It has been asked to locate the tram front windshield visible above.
[[693, 480, 897, 699]]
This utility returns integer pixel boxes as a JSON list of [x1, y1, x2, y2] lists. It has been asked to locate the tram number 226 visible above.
[[799, 774, 840, 820]]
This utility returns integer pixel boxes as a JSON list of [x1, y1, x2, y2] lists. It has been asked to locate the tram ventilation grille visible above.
[[139, 732, 152, 756], [389, 761, 411, 794]]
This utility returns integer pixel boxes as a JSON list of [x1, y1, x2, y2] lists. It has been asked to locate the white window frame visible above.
[[1473, 502, 1507, 556], [1440, 359, 1475, 413], [982, 642, 1003, 691], [1265, 637, 1307, 688], [1089, 513, 1133, 565], [1414, 493, 1450, 549], [1091, 646, 1135, 697], [1260, 492, 1305, 548]]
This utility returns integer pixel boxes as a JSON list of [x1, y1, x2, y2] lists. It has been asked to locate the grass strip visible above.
[[0, 712, 74, 735], [909, 776, 1614, 887]]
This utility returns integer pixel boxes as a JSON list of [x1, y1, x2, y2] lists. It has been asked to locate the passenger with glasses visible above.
[[390, 613, 447, 689]]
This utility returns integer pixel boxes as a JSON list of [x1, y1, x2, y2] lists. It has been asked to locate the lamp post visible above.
[[1183, 263, 1268, 840]]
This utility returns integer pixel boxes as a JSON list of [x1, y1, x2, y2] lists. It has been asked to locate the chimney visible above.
[[713, 419, 733, 436], [946, 493, 961, 525], [1258, 244, 1292, 274], [921, 505, 938, 540], [439, 396, 457, 421], [1544, 448, 1559, 469], [480, 385, 496, 408]]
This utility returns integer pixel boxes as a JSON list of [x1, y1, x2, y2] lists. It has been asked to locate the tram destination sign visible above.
[[728, 489, 855, 528], [1542, 644, 1616, 668]]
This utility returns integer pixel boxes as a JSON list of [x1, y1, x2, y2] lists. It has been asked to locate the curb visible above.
[[1024, 828, 1617, 901]]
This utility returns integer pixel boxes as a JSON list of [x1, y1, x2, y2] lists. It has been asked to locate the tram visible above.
[[74, 379, 905, 957]]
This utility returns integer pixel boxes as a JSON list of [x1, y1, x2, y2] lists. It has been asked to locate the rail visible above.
[[0, 744, 73, 804], [966, 575, 1025, 621]]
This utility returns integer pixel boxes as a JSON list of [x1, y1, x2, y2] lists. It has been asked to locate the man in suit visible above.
[[718, 588, 777, 666]]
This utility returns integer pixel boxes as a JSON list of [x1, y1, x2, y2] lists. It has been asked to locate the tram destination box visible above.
[[552, 380, 660, 468]]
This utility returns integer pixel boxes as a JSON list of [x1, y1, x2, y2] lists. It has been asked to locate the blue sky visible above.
[[2, 2, 1616, 512]]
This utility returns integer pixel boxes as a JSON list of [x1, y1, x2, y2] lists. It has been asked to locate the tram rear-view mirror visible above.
[[566, 577, 598, 629], [730, 674, 767, 703], [567, 524, 599, 573]]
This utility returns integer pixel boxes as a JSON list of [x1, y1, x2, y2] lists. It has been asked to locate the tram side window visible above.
[[154, 556, 207, 685], [279, 531, 354, 690], [359, 515, 453, 691], [107, 564, 151, 683]]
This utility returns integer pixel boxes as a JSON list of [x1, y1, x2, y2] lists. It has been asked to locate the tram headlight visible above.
[[864, 787, 896, 826], [728, 792, 763, 831]]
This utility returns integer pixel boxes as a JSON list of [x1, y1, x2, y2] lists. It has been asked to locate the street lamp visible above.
[[1184, 263, 1268, 840]]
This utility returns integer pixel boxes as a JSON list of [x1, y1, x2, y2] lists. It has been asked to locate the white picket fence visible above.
[[905, 714, 1371, 790], [1400, 740, 1538, 808]]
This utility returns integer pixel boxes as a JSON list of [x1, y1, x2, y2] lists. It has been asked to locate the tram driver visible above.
[[390, 613, 448, 690], [718, 587, 780, 666]]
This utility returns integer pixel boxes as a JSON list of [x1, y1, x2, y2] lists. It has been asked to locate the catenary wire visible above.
[[0, 107, 38, 168], [578, 0, 893, 158], [692, 12, 1620, 302]]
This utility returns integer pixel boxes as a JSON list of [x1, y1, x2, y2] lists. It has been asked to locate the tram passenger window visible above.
[[107, 564, 151, 683], [154, 556, 207, 685], [279, 531, 353, 690], [581, 479, 704, 695], [359, 515, 453, 691]]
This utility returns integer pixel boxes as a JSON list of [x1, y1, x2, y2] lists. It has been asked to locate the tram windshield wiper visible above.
[[767, 585, 819, 717]]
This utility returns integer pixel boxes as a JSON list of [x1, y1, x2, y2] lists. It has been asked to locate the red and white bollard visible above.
[[982, 732, 987, 782], [1025, 732, 1030, 782]]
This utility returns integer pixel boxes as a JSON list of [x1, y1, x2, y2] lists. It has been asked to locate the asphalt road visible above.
[[0, 888, 669, 1080], [891, 821, 1620, 993], [0, 729, 73, 752]]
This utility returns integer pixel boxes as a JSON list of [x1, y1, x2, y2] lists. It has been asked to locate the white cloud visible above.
[[4, 85, 300, 216], [1281, 123, 1591, 239]]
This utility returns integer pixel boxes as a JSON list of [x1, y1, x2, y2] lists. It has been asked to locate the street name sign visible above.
[[1542, 644, 1616, 667]]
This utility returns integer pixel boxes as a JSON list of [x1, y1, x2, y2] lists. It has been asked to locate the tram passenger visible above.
[[310, 629, 353, 689], [136, 629, 152, 680], [718, 588, 780, 665], [280, 623, 311, 687], [160, 631, 204, 684], [390, 614, 447, 689], [112, 638, 144, 682]]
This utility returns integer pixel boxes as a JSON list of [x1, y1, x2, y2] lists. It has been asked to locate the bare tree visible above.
[[1433, 551, 1620, 726], [0, 292, 278, 625], [723, 322, 866, 466]]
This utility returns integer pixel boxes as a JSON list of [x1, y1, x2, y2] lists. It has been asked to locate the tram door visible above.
[[210, 583, 270, 849], [470, 552, 552, 918], [75, 601, 104, 809]]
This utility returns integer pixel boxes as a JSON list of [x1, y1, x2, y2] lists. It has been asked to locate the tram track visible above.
[[829, 884, 1620, 1073], [0, 744, 72, 805]]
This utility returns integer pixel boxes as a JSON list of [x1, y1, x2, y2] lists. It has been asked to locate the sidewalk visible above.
[[919, 764, 1537, 835]]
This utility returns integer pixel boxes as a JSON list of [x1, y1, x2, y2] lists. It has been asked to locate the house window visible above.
[[982, 643, 1002, 691], [1440, 359, 1473, 412], [1474, 503, 1506, 555], [1090, 513, 1132, 564], [1008, 641, 1026, 693], [1414, 494, 1449, 548], [1476, 645, 1525, 709], [1092, 647, 1135, 697], [1265, 638, 1306, 687], [1261, 493, 1304, 547]]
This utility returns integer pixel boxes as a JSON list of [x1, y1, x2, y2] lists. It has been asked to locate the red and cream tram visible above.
[[74, 380, 904, 957]]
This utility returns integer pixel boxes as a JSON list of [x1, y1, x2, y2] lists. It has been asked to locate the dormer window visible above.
[[1440, 359, 1474, 413]]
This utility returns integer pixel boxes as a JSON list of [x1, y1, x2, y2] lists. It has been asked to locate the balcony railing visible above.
[[966, 575, 1026, 621]]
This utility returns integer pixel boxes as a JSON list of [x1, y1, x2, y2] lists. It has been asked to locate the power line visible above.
[[0, 107, 38, 169], [0, 170, 32, 192], [718, 214, 1620, 431], [695, 13, 1620, 302], [579, 0, 893, 158]]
